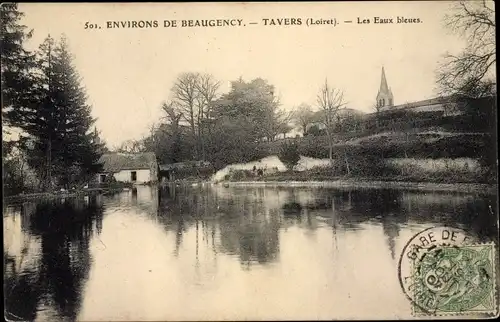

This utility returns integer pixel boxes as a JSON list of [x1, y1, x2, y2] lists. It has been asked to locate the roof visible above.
[[377, 96, 456, 114], [99, 152, 156, 172], [379, 66, 390, 94]]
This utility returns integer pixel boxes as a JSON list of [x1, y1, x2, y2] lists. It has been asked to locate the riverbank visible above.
[[3, 187, 124, 204], [221, 178, 497, 194]]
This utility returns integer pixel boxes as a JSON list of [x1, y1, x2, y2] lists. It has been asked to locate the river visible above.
[[3, 184, 497, 321]]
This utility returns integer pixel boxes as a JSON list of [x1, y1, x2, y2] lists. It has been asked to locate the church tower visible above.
[[376, 67, 394, 109]]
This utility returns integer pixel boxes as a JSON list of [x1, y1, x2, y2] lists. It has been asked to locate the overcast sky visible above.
[[18, 2, 466, 148]]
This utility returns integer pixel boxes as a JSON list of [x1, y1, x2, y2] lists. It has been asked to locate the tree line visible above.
[[120, 3, 495, 174], [118, 74, 296, 169], [117, 71, 362, 171], [2, 2, 495, 193], [2, 4, 105, 195]]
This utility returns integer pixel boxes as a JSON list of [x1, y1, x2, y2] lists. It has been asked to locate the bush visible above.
[[278, 140, 301, 171], [306, 125, 326, 137], [226, 169, 255, 181]]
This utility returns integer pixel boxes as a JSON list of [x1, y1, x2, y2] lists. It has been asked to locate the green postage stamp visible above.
[[399, 226, 498, 317]]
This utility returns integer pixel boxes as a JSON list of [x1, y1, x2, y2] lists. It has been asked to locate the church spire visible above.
[[379, 66, 389, 93], [376, 66, 394, 109]]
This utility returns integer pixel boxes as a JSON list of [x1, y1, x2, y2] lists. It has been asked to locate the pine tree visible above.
[[22, 35, 58, 189], [1, 3, 36, 128], [2, 7, 103, 191], [1, 3, 38, 193], [49, 35, 103, 187], [18, 35, 103, 190]]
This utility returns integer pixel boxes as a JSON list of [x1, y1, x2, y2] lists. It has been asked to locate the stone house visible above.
[[96, 152, 158, 184]]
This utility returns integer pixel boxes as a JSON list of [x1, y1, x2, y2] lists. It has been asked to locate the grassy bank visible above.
[[222, 162, 495, 185]]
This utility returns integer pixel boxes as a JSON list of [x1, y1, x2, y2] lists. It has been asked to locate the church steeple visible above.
[[376, 66, 394, 109], [380, 67, 389, 93]]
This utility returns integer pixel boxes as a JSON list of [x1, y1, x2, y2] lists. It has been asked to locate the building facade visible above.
[[96, 152, 158, 184], [374, 67, 466, 116]]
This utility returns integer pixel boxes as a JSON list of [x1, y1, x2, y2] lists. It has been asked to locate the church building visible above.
[[376, 66, 394, 110], [373, 66, 464, 116]]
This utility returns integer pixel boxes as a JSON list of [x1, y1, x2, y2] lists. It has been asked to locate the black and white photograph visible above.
[[2, 1, 498, 321]]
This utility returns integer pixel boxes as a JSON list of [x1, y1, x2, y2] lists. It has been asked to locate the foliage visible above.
[[3, 27, 104, 191], [3, 159, 25, 196], [437, 1, 495, 98], [306, 124, 326, 137], [1, 3, 36, 127], [141, 77, 284, 170], [278, 140, 301, 171], [169, 72, 221, 160], [206, 115, 269, 169], [35, 36, 103, 188], [292, 103, 316, 136], [316, 78, 346, 160], [1, 3, 37, 194], [225, 169, 255, 181]]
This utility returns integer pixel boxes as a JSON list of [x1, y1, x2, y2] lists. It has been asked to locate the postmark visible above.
[[398, 226, 498, 317]]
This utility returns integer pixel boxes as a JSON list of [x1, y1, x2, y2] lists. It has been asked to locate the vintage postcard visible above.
[[2, 1, 498, 321]]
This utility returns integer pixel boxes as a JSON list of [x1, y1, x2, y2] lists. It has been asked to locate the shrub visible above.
[[306, 124, 326, 137], [278, 140, 301, 171], [227, 169, 254, 181]]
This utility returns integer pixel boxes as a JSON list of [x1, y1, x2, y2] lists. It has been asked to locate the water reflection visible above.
[[3, 185, 497, 321], [157, 186, 497, 262], [4, 195, 104, 321]]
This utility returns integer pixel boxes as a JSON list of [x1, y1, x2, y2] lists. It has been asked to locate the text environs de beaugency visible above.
[[106, 19, 244, 28]]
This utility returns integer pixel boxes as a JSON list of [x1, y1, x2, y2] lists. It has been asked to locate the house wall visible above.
[[114, 169, 151, 183], [97, 169, 151, 184]]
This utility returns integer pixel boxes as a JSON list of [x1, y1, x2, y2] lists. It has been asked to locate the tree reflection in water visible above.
[[4, 195, 104, 321], [3, 185, 496, 321], [156, 185, 497, 270], [158, 185, 282, 267]]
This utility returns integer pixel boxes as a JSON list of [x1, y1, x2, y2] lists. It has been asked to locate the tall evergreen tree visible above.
[[50, 36, 103, 186], [1, 3, 36, 128], [1, 3, 37, 193], [13, 34, 103, 190], [20, 35, 58, 189]]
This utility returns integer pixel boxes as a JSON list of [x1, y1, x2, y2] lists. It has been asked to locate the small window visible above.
[[131, 171, 137, 182], [100, 174, 107, 183]]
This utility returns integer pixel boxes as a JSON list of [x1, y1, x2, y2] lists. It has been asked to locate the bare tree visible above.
[[256, 86, 283, 142], [195, 74, 221, 120], [275, 109, 295, 139], [316, 78, 346, 162], [115, 139, 143, 153], [161, 101, 183, 130], [437, 1, 495, 98], [171, 72, 200, 158], [293, 103, 315, 136], [195, 74, 220, 159]]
